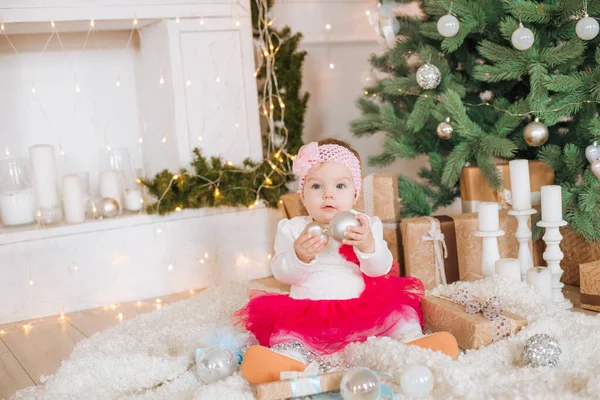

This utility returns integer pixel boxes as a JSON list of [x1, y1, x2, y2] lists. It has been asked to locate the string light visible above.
[[186, 79, 191, 86], [189, 289, 195, 294], [117, 312, 123, 321], [162, 133, 168, 143], [214, 187, 221, 198], [325, 24, 331, 30], [116, 78, 121, 87], [29, 278, 34, 285], [215, 76, 221, 83], [90, 19, 95, 28], [72, 261, 78, 271], [329, 63, 335, 69], [31, 85, 36, 95], [366, 10, 371, 16], [226, 161, 234, 166], [0, 23, 4, 31], [155, 298, 162, 304], [133, 18, 138, 26], [176, 16, 180, 24], [159, 74, 165, 86], [136, 301, 142, 306], [59, 146, 65, 156], [175, 206, 182, 211], [105, 145, 111, 151], [75, 83, 81, 93], [235, 121, 240, 128], [156, 227, 162, 233], [138, 137, 143, 144], [235, 20, 241, 26], [198, 134, 203, 142], [4, 145, 9, 156], [172, 174, 179, 180], [267, 253, 272, 260], [204, 252, 209, 259], [168, 264, 173, 271], [51, 20, 55, 28]]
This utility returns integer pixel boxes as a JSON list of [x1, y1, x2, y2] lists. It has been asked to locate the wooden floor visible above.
[[0, 280, 594, 399]]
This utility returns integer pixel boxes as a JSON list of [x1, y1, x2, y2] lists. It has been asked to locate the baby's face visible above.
[[302, 162, 355, 224]]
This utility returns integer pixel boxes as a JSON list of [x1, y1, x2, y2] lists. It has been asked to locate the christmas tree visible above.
[[351, 0, 600, 241]]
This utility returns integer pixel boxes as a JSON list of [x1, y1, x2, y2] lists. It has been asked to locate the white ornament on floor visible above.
[[340, 367, 381, 400], [400, 364, 433, 398], [527, 267, 552, 302], [195, 347, 239, 384], [537, 185, 572, 309]]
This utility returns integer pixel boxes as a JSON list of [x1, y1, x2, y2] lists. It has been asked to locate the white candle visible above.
[[0, 190, 36, 226], [495, 258, 521, 283], [124, 188, 142, 211], [62, 174, 86, 224], [100, 170, 122, 211], [29, 144, 60, 209], [541, 185, 562, 222], [478, 202, 500, 231], [508, 159, 532, 211], [527, 267, 552, 302]]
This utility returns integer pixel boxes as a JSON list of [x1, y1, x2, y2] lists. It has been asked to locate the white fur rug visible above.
[[12, 277, 600, 400]]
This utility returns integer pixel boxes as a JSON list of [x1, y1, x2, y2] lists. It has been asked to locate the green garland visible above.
[[142, 2, 308, 215]]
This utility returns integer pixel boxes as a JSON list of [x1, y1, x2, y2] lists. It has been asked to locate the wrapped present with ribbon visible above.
[[579, 260, 600, 312], [254, 362, 345, 400], [422, 289, 526, 350], [279, 193, 309, 219], [401, 211, 520, 289]]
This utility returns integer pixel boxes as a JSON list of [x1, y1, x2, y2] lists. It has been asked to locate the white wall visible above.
[[272, 0, 461, 215]]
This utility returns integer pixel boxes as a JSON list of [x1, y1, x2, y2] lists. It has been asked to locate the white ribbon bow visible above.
[[280, 362, 322, 397], [421, 216, 448, 286], [368, 12, 398, 48], [279, 361, 320, 380]]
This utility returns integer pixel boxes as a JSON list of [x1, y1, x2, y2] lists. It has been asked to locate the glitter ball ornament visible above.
[[416, 63, 441, 90], [437, 14, 460, 37], [523, 334, 562, 367], [523, 118, 549, 147], [576, 16, 599, 40], [437, 117, 454, 139], [511, 23, 535, 50]]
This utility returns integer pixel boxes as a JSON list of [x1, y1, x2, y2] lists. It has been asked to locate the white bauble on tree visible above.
[[416, 63, 441, 90], [585, 141, 600, 164], [437, 14, 460, 37], [511, 23, 535, 50], [360, 70, 377, 88], [576, 16, 599, 40], [523, 118, 549, 147]]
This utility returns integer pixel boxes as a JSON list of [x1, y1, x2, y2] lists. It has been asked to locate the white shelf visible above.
[[0, 205, 260, 245]]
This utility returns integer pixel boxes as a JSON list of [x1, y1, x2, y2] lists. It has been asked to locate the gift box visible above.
[[401, 211, 521, 289], [559, 227, 600, 286], [254, 370, 345, 400], [579, 260, 600, 312], [279, 193, 309, 219], [459, 161, 554, 267], [421, 293, 527, 350]]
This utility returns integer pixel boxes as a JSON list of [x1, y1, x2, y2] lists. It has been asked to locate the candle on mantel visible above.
[[62, 174, 86, 224], [100, 170, 122, 211], [527, 266, 552, 302], [124, 188, 142, 212], [495, 258, 521, 283], [478, 202, 500, 231], [509, 159, 532, 211], [541, 185, 563, 222]]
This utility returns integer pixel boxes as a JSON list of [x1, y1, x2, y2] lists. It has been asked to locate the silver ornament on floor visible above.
[[523, 118, 549, 147], [328, 211, 360, 242], [99, 197, 120, 218], [585, 141, 600, 164], [437, 14, 460, 37], [511, 23, 534, 50], [340, 367, 381, 400], [400, 364, 434, 398], [592, 160, 600, 179], [523, 334, 562, 367], [303, 221, 329, 244], [416, 63, 441, 90], [576, 15, 599, 40], [437, 118, 454, 139], [195, 346, 239, 383]]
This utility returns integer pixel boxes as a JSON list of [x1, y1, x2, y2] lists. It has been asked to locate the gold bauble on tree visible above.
[[437, 117, 454, 139], [523, 117, 549, 147]]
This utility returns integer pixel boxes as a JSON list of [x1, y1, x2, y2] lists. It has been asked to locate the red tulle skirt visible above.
[[233, 274, 424, 355]]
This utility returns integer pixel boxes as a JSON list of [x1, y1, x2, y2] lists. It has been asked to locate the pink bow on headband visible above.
[[292, 142, 320, 177]]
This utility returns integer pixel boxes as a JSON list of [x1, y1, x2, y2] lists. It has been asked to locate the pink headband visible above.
[[292, 142, 362, 199]]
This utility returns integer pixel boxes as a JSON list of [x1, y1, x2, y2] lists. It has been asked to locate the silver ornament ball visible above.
[[340, 367, 381, 400], [328, 211, 360, 242], [437, 120, 454, 139], [576, 16, 599, 40], [360, 70, 377, 89], [416, 63, 441, 90], [523, 334, 562, 368], [592, 160, 600, 179], [523, 118, 549, 147], [304, 221, 329, 244], [99, 197, 120, 218], [400, 364, 434, 398], [437, 14, 460, 37], [585, 141, 600, 164], [195, 346, 239, 384], [511, 23, 535, 50]]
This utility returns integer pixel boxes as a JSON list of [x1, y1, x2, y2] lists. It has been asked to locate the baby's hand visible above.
[[294, 233, 326, 264], [342, 214, 375, 254]]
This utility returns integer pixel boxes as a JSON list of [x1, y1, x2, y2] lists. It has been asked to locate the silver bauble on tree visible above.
[[416, 63, 441, 90], [329, 211, 360, 242], [523, 334, 562, 367], [585, 141, 600, 164], [437, 117, 454, 139], [523, 118, 549, 147], [340, 367, 381, 400]]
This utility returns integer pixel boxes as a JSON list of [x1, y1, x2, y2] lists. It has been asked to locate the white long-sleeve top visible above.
[[271, 210, 393, 300]]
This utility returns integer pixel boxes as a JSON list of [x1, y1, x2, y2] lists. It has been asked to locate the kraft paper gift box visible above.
[[579, 260, 600, 312], [559, 227, 600, 286], [421, 294, 527, 350], [254, 370, 345, 400], [401, 211, 521, 290], [459, 160, 554, 267]]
